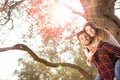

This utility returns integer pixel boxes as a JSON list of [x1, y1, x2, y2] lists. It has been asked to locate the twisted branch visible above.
[[0, 44, 93, 80]]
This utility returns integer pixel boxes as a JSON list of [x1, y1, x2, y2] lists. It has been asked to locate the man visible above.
[[77, 30, 120, 80]]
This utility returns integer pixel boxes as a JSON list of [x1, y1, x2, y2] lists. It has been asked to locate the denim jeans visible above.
[[94, 74, 102, 80], [94, 59, 120, 80], [115, 59, 120, 80]]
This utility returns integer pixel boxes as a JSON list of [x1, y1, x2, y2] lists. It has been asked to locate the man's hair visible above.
[[77, 30, 86, 41]]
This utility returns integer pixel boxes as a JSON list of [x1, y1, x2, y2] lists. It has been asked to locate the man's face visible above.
[[78, 32, 91, 45]]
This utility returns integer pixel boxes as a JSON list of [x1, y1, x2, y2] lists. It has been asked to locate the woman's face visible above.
[[85, 25, 95, 37]]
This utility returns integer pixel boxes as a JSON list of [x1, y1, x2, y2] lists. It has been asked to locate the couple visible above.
[[77, 22, 120, 80]]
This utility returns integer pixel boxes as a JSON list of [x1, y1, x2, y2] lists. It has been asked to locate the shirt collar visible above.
[[97, 41, 104, 48]]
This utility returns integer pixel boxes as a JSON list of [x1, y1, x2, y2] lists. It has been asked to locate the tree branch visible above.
[[0, 44, 93, 80], [0, 0, 25, 25], [0, 0, 9, 12]]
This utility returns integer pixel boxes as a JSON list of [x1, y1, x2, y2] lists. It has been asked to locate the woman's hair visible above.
[[83, 22, 110, 42], [83, 22, 98, 32]]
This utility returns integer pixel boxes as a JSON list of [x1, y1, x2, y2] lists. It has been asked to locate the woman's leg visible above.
[[94, 73, 102, 80], [115, 59, 120, 80]]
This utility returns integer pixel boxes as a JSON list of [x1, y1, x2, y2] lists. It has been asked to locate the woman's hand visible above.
[[86, 57, 93, 67]]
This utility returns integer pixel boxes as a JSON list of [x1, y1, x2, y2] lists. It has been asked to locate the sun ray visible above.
[[49, 3, 72, 23]]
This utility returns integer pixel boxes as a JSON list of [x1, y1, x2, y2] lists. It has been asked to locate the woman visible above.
[[83, 22, 120, 80], [83, 22, 120, 47]]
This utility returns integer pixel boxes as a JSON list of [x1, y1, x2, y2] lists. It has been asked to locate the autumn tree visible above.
[[80, 0, 120, 41], [0, 0, 120, 80]]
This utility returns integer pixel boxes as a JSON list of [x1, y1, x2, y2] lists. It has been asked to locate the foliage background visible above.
[[0, 0, 120, 80]]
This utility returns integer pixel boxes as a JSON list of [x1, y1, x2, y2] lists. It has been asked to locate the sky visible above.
[[0, 0, 120, 80], [0, 15, 30, 80], [115, 0, 120, 18], [0, 0, 84, 79]]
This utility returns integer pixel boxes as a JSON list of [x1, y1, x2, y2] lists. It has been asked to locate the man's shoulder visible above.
[[98, 41, 110, 47]]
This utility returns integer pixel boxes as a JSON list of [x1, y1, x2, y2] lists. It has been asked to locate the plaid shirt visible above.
[[93, 41, 120, 80]]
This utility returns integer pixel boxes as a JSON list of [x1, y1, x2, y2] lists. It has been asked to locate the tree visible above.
[[0, 0, 120, 80], [79, 0, 120, 41]]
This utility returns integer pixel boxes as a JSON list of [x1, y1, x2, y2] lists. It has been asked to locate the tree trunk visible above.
[[80, 0, 120, 42]]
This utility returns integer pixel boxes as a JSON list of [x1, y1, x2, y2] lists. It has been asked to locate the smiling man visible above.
[[77, 30, 92, 46], [77, 30, 120, 80]]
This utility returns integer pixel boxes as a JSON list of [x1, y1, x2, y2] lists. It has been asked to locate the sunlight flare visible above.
[[50, 3, 72, 23]]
